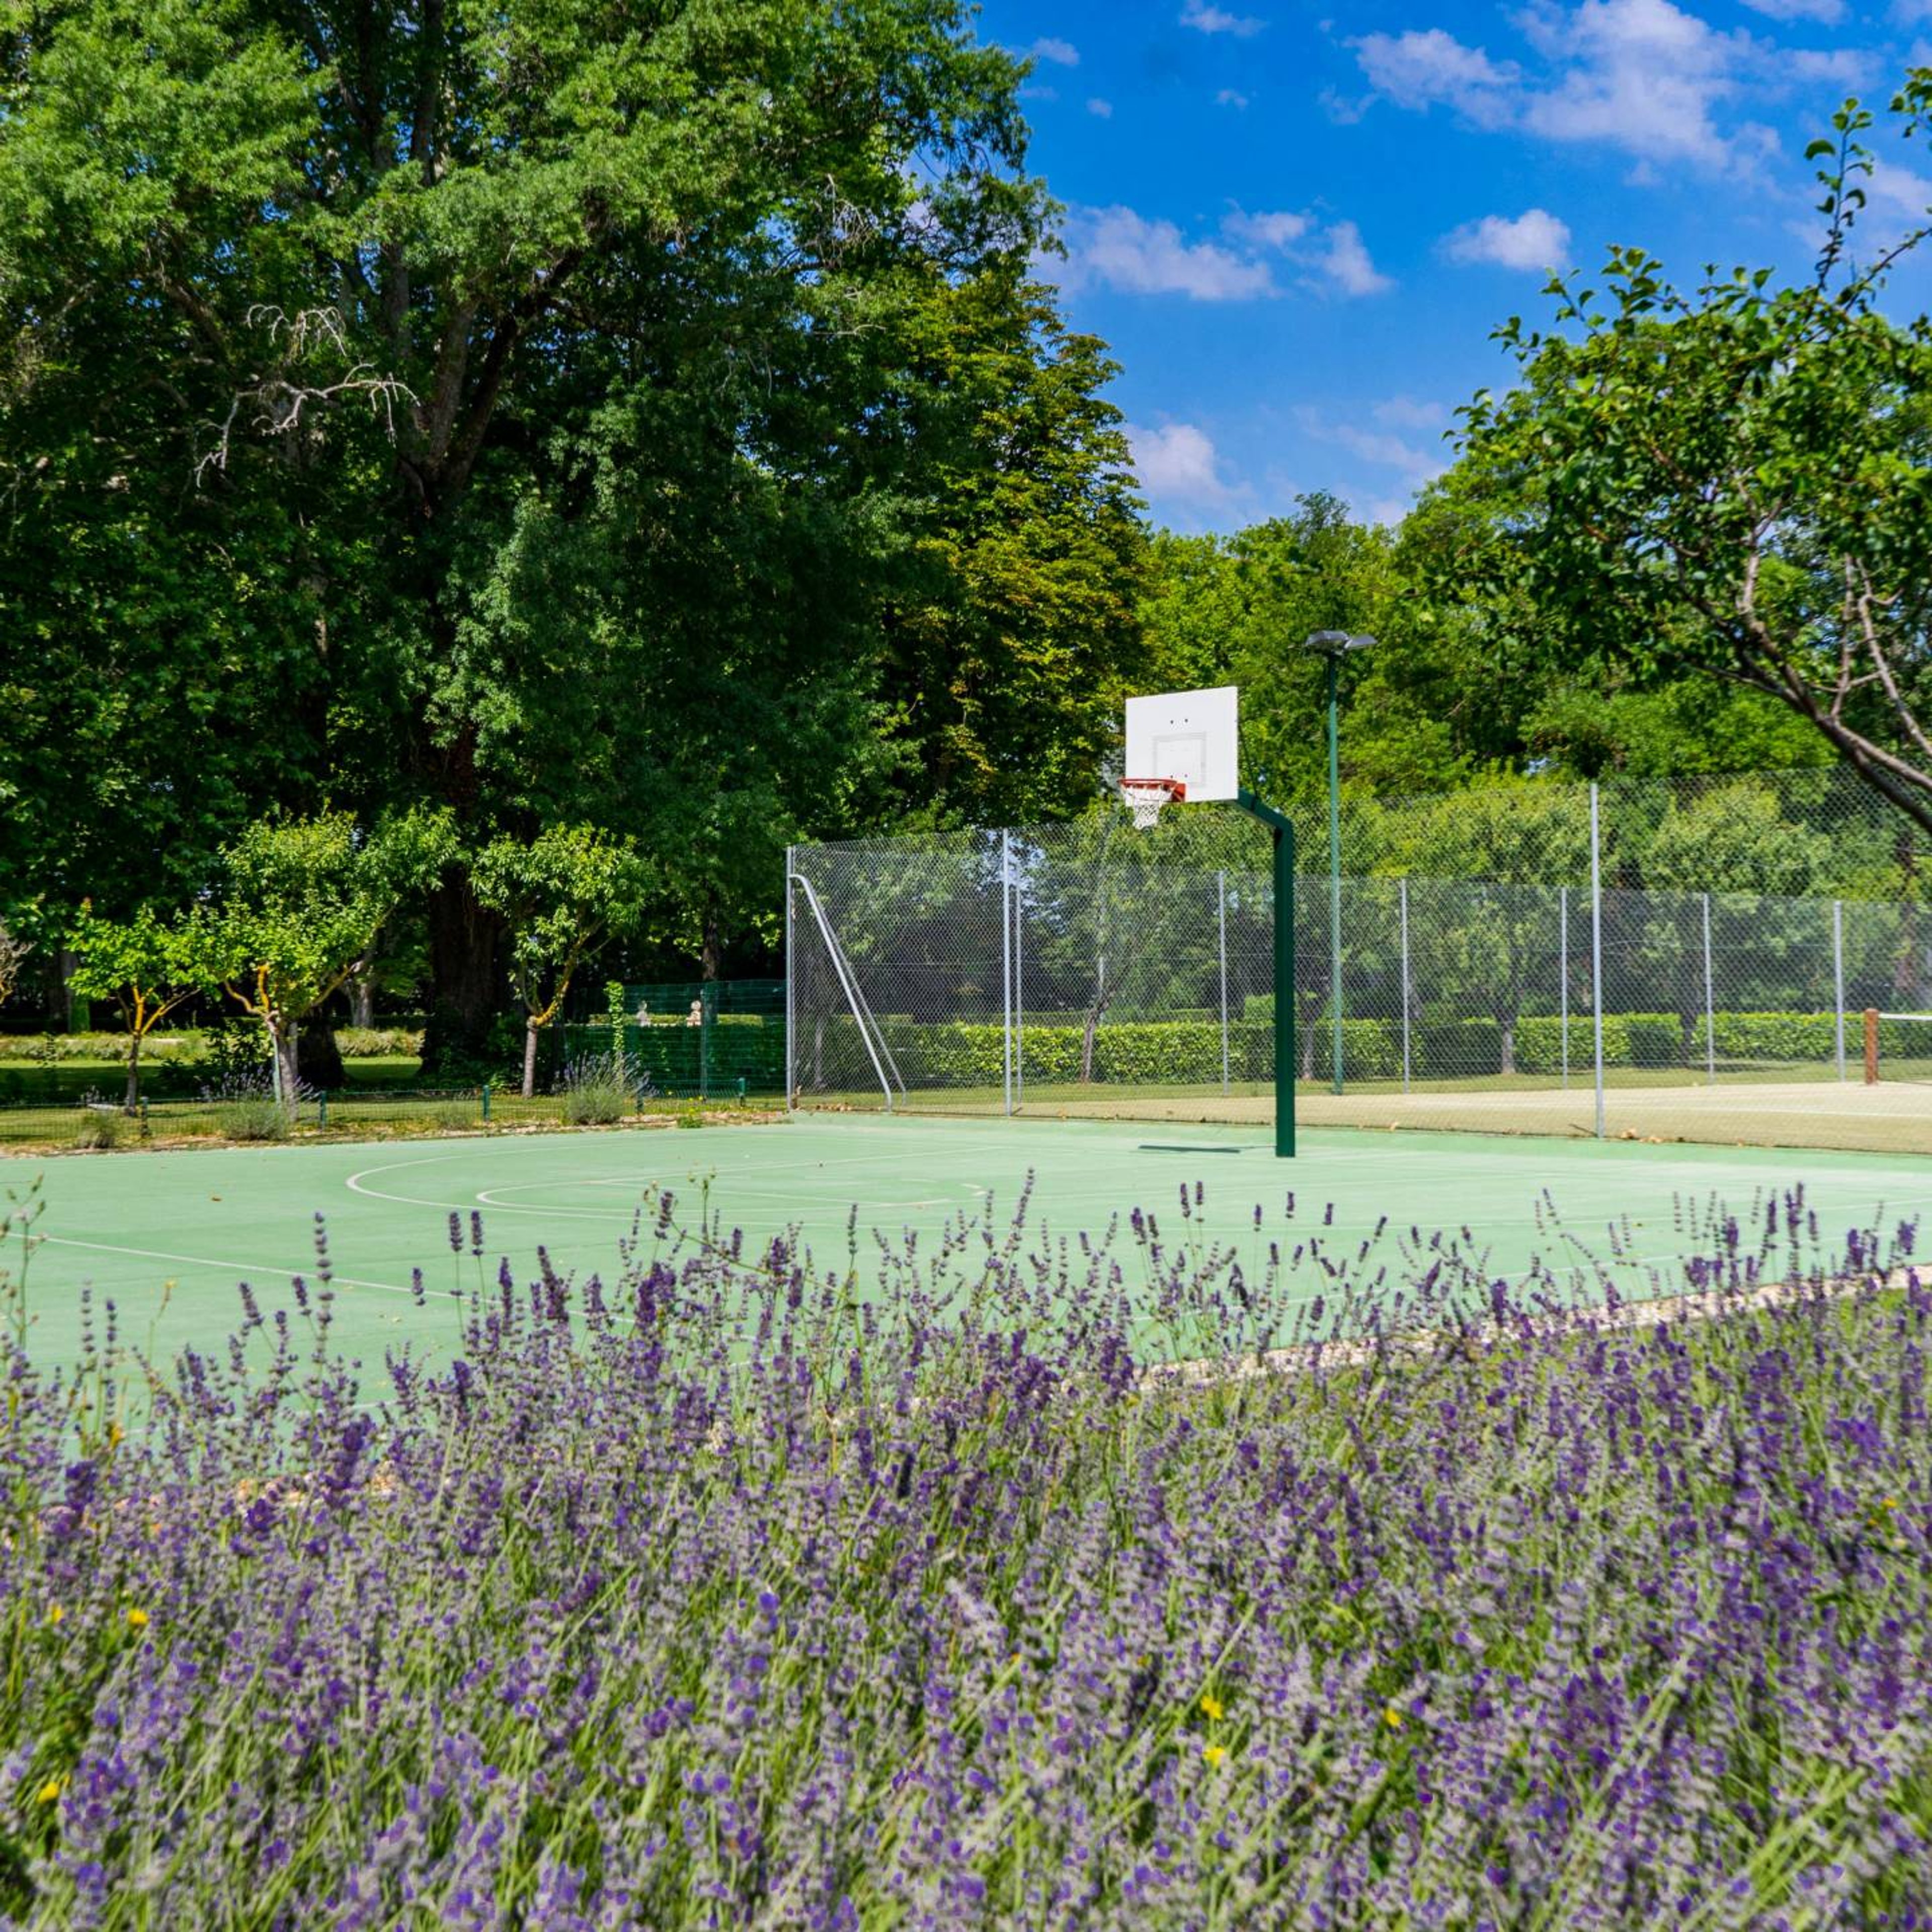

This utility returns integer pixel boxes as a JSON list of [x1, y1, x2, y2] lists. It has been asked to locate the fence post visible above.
[[784, 847, 795, 1112], [318, 1089, 328, 1131], [1560, 885, 1570, 1092], [1702, 893, 1716, 1084], [1000, 830, 1013, 1117], [1218, 869, 1230, 1095], [1014, 849, 1025, 1110], [1590, 784, 1606, 1140], [1399, 877, 1411, 1095], [700, 982, 712, 1102], [482, 1080, 492, 1124], [1833, 899, 1846, 1080]]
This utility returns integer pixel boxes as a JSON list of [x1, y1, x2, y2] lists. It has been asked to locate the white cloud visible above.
[[1299, 411, 1447, 485], [1353, 1, 1811, 175], [1442, 207, 1573, 269], [1055, 205, 1389, 303], [1318, 221, 1395, 296], [1739, 0, 1840, 18], [1374, 396, 1453, 432], [1086, 97, 1113, 118], [1868, 158, 1932, 220], [1181, 0, 1265, 37], [1353, 28, 1519, 127], [1519, 0, 1756, 169], [1060, 206, 1277, 300], [1217, 88, 1251, 109], [1785, 48, 1868, 84], [1028, 36, 1080, 65], [1128, 423, 1245, 508], [1223, 207, 1312, 249]]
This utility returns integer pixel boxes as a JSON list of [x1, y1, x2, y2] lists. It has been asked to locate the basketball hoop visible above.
[[1120, 776, 1185, 829]]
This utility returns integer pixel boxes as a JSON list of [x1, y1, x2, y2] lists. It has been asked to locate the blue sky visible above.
[[974, 0, 1932, 531]]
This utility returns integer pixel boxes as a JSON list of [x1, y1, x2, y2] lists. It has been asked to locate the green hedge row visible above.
[[812, 1009, 1876, 1089]]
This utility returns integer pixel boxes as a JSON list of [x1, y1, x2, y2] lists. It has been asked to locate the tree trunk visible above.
[[123, 1034, 141, 1113], [523, 1018, 540, 1098], [59, 947, 83, 1033], [272, 1024, 301, 1109], [421, 870, 508, 1077], [349, 971, 375, 1029], [1498, 1014, 1516, 1078], [298, 1017, 346, 1091], [702, 897, 723, 983], [1079, 954, 1107, 1084]]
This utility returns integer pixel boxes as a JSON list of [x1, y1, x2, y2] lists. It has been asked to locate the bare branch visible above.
[[195, 307, 416, 484]]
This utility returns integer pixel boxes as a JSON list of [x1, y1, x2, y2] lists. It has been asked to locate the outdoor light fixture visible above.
[[1302, 630, 1376, 1094]]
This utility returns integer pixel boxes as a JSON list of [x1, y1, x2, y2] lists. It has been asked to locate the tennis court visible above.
[[7, 1113, 1929, 1376]]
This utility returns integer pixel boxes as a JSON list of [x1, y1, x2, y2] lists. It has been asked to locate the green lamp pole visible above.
[[1302, 630, 1375, 1095]]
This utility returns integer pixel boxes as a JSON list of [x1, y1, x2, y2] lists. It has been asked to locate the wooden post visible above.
[[1865, 1007, 1880, 1086]]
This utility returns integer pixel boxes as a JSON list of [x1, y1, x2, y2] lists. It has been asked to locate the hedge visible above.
[[800, 1009, 1867, 1091]]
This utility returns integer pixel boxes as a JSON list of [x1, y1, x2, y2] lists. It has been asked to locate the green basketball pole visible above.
[[1237, 787, 1296, 1158]]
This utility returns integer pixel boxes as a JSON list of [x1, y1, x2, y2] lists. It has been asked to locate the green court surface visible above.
[[5, 1115, 1929, 1377]]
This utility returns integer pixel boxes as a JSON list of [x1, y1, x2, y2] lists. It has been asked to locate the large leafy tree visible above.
[[1451, 84, 1932, 834], [875, 276, 1148, 827], [0, 0, 1076, 1062]]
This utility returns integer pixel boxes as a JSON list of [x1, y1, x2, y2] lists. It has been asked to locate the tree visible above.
[[1452, 84, 1932, 835], [471, 827, 652, 1097], [876, 277, 1149, 828], [65, 904, 219, 1110], [1384, 784, 1593, 1076], [0, 0, 1055, 1064], [216, 811, 454, 1102]]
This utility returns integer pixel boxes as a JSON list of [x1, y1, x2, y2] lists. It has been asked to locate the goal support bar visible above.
[[1236, 787, 1297, 1159]]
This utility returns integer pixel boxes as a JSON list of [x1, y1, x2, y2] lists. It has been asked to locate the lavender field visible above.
[[2, 1181, 1929, 1928]]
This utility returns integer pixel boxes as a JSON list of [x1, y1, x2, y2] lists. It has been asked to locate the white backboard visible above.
[[1123, 686, 1239, 803]]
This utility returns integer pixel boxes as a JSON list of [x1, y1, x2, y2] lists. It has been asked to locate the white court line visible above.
[[343, 1142, 1024, 1216], [36, 1234, 419, 1299]]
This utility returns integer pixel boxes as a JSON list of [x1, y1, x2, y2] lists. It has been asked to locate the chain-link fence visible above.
[[788, 785, 1932, 1156]]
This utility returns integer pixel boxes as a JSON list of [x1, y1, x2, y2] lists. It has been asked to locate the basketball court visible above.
[[9, 1111, 1928, 1378]]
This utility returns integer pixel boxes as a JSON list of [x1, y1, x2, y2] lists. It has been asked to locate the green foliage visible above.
[[214, 1094, 291, 1142], [1450, 87, 1932, 831], [0, 0, 1144, 1033], [214, 810, 454, 1093], [65, 903, 218, 1106], [70, 1109, 121, 1151], [473, 826, 650, 1093], [559, 1055, 635, 1126], [877, 278, 1148, 825], [831, 1007, 1867, 1090]]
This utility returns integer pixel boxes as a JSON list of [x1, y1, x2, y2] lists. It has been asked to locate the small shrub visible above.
[[198, 1064, 305, 1142], [218, 1096, 291, 1142], [430, 1099, 476, 1132], [560, 1053, 635, 1126], [71, 1105, 121, 1150]]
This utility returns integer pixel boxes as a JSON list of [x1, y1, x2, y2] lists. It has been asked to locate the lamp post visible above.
[[1302, 630, 1375, 1095]]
